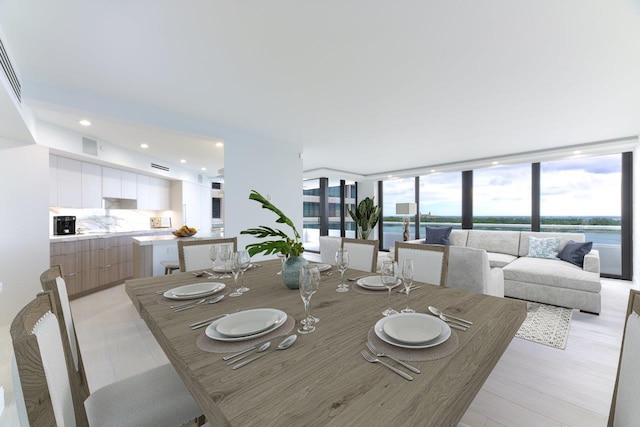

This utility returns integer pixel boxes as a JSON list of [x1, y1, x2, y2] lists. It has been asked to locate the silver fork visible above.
[[396, 285, 421, 293], [366, 342, 421, 374], [360, 350, 413, 381]]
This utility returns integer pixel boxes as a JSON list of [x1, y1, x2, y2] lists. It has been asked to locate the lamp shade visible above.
[[395, 203, 417, 215]]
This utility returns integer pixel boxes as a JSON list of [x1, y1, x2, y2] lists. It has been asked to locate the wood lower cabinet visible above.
[[50, 235, 134, 298]]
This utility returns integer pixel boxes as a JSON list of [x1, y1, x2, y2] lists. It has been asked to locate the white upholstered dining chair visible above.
[[395, 242, 449, 286], [178, 237, 238, 272], [319, 236, 342, 265], [342, 238, 379, 272], [11, 290, 205, 427], [608, 288, 640, 426]]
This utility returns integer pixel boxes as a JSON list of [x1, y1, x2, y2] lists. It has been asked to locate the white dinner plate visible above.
[[216, 309, 282, 337], [171, 282, 219, 296], [382, 313, 443, 344], [163, 282, 226, 300], [213, 263, 254, 273], [356, 275, 402, 290], [205, 309, 287, 342], [374, 314, 451, 349], [312, 263, 332, 272]]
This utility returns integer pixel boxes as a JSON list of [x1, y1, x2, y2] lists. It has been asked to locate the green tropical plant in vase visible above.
[[348, 197, 381, 240], [240, 190, 307, 288]]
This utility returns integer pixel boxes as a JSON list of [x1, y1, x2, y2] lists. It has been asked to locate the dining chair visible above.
[[342, 238, 379, 273], [11, 290, 205, 427], [178, 237, 238, 272], [395, 242, 449, 286], [319, 236, 342, 265], [608, 288, 640, 426]]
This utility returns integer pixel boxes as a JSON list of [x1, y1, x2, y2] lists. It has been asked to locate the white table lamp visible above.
[[395, 203, 417, 241]]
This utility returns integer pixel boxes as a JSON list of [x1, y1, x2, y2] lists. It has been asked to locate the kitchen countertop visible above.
[[132, 231, 220, 246], [50, 229, 173, 242]]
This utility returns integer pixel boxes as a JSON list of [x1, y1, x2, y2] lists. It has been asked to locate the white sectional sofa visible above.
[[408, 229, 602, 314]]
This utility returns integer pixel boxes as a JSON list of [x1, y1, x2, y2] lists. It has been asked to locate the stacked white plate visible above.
[[374, 313, 451, 349], [205, 308, 288, 342], [163, 282, 226, 300], [356, 276, 402, 291]]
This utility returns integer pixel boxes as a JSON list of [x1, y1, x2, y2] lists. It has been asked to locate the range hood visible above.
[[103, 198, 137, 210]]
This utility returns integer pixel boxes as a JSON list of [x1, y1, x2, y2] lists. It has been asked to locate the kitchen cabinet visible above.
[[81, 162, 102, 208], [175, 180, 210, 230], [57, 156, 82, 208], [103, 167, 137, 199], [51, 235, 134, 298], [137, 174, 170, 210]]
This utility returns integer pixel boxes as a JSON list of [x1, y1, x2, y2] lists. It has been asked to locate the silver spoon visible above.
[[170, 298, 205, 309], [428, 306, 473, 325], [232, 335, 297, 370], [173, 294, 224, 312], [226, 341, 271, 365]]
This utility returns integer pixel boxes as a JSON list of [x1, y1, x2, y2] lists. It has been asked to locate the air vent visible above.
[[82, 137, 98, 156], [151, 162, 170, 172], [0, 37, 21, 103]]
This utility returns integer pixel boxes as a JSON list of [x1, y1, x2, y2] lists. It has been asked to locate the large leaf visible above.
[[248, 190, 301, 239]]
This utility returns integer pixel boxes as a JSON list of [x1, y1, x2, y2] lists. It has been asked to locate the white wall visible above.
[[224, 133, 303, 260], [0, 141, 50, 326], [634, 146, 639, 285]]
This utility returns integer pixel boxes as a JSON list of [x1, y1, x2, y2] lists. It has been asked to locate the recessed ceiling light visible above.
[[388, 175, 393, 178], [180, 159, 187, 163], [215, 142, 224, 148], [573, 150, 582, 155], [78, 119, 91, 126], [492, 161, 499, 165], [430, 169, 436, 173], [140, 143, 149, 149], [201, 167, 206, 171]]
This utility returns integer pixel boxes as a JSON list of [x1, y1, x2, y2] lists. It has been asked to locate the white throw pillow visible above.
[[527, 236, 561, 259]]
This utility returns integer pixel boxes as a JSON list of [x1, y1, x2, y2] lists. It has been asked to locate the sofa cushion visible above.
[[503, 256, 601, 293], [518, 232, 585, 257], [487, 252, 518, 268], [449, 229, 469, 247], [559, 240, 593, 268], [425, 226, 452, 245], [527, 236, 561, 259], [467, 230, 520, 256]]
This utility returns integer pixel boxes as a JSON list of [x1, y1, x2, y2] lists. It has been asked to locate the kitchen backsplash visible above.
[[49, 208, 174, 234]]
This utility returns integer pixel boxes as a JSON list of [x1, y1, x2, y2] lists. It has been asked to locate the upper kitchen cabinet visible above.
[[56, 156, 82, 208], [137, 174, 170, 210], [81, 162, 102, 208], [103, 167, 137, 199]]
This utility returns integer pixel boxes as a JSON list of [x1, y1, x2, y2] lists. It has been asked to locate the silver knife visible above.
[[190, 314, 228, 329], [447, 323, 467, 332]]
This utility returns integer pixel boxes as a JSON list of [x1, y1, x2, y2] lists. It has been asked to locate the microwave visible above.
[[53, 216, 76, 235]]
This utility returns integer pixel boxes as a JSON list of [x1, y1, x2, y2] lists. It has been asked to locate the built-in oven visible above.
[[53, 216, 76, 235]]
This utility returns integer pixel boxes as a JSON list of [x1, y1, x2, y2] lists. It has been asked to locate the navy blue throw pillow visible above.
[[558, 240, 593, 267], [425, 226, 452, 245]]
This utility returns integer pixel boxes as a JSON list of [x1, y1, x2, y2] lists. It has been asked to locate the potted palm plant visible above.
[[348, 197, 381, 240], [240, 190, 308, 289]]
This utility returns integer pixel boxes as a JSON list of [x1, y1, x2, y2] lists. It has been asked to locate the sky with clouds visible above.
[[382, 154, 621, 218]]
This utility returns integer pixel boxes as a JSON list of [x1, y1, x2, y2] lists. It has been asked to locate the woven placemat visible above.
[[366, 326, 459, 362], [196, 316, 296, 353]]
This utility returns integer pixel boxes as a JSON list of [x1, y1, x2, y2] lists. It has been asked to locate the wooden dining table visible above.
[[125, 259, 526, 427]]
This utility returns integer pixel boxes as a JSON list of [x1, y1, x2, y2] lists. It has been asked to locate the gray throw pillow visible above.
[[558, 240, 593, 267], [425, 226, 452, 245]]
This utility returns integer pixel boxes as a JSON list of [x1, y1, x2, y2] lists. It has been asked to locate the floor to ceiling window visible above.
[[302, 179, 321, 251], [419, 171, 463, 234], [381, 177, 415, 250], [473, 163, 531, 231], [540, 154, 622, 276]]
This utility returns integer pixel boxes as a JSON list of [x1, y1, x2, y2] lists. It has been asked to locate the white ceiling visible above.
[[1, 1, 639, 178]]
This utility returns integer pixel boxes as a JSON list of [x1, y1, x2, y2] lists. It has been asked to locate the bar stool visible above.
[[160, 260, 180, 275]]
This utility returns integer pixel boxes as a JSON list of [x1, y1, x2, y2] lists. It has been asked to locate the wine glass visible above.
[[298, 265, 320, 334], [380, 260, 399, 316], [228, 253, 242, 297], [217, 244, 232, 279], [276, 253, 287, 275], [335, 249, 350, 292], [236, 250, 251, 293], [208, 245, 220, 278], [401, 259, 415, 313]]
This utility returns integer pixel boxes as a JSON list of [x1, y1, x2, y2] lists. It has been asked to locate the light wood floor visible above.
[[0, 278, 636, 426]]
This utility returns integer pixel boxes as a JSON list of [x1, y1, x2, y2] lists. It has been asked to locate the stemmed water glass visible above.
[[218, 244, 232, 279], [236, 250, 251, 293], [228, 253, 243, 297], [298, 265, 320, 334], [208, 245, 220, 278], [381, 260, 399, 316], [276, 253, 288, 275], [335, 249, 350, 293], [401, 259, 415, 313]]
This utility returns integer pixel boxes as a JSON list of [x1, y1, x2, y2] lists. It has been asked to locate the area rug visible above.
[[515, 302, 574, 350]]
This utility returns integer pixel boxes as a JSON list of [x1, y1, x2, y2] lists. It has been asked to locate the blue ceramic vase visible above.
[[282, 256, 309, 289]]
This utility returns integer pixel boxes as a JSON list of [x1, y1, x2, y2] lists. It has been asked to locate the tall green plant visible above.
[[348, 197, 381, 239], [240, 190, 305, 257]]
